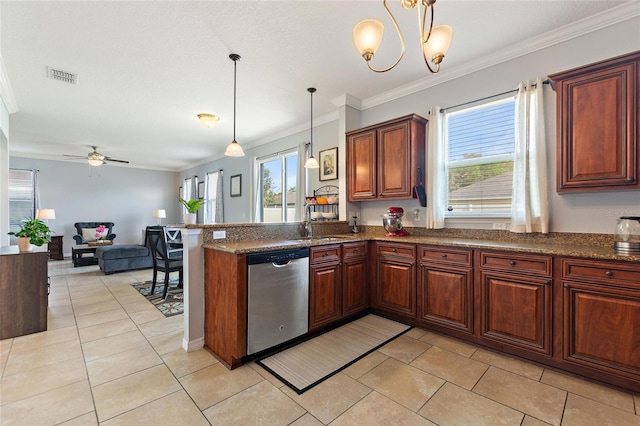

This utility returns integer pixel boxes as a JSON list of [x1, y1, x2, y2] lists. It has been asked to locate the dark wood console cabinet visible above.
[[549, 51, 640, 193], [0, 250, 48, 339], [48, 235, 64, 260]]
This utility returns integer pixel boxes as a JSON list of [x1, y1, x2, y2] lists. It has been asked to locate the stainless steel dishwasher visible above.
[[246, 247, 309, 355]]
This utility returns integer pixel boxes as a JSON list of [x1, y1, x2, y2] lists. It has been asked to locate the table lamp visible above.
[[36, 209, 56, 220], [153, 209, 166, 225]]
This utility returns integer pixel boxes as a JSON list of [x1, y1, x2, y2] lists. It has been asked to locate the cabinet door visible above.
[[377, 121, 411, 198], [563, 281, 640, 379], [480, 271, 552, 355], [551, 53, 639, 192], [347, 129, 377, 201], [343, 257, 367, 317], [376, 256, 416, 319], [309, 262, 342, 331], [418, 265, 473, 334]]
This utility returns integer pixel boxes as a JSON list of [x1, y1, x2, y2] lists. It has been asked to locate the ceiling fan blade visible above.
[[63, 154, 87, 159], [104, 157, 129, 164]]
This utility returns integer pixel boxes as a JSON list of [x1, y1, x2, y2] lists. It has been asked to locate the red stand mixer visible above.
[[382, 207, 408, 237]]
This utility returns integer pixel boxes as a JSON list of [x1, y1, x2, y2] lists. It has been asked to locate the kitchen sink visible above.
[[291, 236, 343, 242]]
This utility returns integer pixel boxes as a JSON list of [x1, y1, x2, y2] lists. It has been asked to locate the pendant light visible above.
[[304, 87, 319, 169], [225, 53, 245, 157]]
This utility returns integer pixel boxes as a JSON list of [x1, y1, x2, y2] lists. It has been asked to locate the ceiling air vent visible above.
[[47, 67, 77, 84]]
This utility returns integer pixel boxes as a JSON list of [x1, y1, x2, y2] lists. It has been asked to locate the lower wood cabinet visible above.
[[373, 242, 416, 320], [561, 258, 640, 386], [418, 246, 473, 334], [309, 245, 342, 331], [478, 251, 552, 356], [342, 242, 368, 317]]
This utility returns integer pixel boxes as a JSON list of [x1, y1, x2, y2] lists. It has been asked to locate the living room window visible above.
[[255, 148, 298, 223], [203, 171, 219, 223], [445, 98, 515, 217], [8, 169, 36, 235]]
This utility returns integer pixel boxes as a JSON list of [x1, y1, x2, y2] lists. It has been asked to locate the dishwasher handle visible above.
[[272, 260, 292, 267]]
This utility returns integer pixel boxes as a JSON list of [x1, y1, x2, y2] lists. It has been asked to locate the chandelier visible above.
[[353, 0, 452, 73], [304, 88, 319, 169]]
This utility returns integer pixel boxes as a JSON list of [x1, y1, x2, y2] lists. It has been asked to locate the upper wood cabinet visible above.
[[549, 51, 640, 193], [346, 114, 427, 201]]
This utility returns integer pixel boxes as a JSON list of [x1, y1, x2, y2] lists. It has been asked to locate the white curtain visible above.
[[510, 77, 549, 234], [426, 106, 447, 229], [215, 170, 224, 223], [253, 158, 261, 222], [295, 142, 308, 222]]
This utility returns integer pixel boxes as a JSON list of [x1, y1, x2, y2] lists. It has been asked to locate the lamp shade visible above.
[[353, 19, 384, 57], [225, 141, 245, 157], [36, 209, 56, 220], [304, 156, 320, 169], [87, 158, 104, 166], [424, 25, 453, 63], [152, 209, 167, 219]]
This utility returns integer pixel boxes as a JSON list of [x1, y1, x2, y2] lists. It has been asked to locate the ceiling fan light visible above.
[[87, 158, 103, 166], [353, 19, 384, 60], [197, 113, 220, 128], [225, 140, 245, 157], [424, 25, 452, 64], [304, 156, 319, 169]]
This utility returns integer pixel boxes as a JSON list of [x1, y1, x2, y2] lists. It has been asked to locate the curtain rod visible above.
[[439, 79, 550, 113], [256, 146, 297, 161]]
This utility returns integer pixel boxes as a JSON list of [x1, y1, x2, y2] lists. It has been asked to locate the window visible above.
[[256, 149, 298, 223], [445, 98, 515, 216], [9, 169, 35, 234], [204, 171, 219, 223]]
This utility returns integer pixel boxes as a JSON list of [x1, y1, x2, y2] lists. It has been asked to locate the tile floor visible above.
[[1, 260, 639, 425]]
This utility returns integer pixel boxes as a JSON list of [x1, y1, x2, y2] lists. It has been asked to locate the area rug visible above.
[[131, 278, 183, 317], [257, 314, 411, 394]]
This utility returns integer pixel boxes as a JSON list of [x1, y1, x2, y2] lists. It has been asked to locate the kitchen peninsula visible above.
[[196, 222, 640, 393]]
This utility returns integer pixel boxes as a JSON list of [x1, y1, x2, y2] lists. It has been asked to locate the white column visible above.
[[180, 227, 205, 351]]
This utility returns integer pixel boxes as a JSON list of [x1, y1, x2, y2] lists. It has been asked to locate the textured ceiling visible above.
[[1, 1, 636, 171]]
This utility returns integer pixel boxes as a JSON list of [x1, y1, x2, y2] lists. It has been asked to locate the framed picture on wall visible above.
[[319, 147, 338, 181], [178, 186, 182, 199], [230, 174, 242, 197], [198, 181, 204, 199]]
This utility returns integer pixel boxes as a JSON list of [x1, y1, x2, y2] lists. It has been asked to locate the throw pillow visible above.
[[81, 228, 97, 242]]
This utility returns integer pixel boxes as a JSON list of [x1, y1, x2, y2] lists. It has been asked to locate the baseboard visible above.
[[183, 336, 204, 352]]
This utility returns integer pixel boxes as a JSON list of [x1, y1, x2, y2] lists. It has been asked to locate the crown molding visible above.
[[360, 1, 640, 111]]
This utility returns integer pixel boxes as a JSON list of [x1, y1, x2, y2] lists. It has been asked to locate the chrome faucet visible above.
[[304, 208, 313, 238]]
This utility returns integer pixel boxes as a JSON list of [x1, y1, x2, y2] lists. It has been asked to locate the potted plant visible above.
[[179, 198, 205, 225], [8, 217, 51, 252]]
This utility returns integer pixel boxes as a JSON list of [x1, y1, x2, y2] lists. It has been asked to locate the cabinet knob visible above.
[[324, 252, 329, 256], [509, 261, 516, 266], [441, 254, 447, 258], [354, 248, 359, 252], [392, 248, 397, 253], [605, 271, 613, 277]]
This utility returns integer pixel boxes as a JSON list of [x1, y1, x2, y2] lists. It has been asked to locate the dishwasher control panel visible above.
[[246, 248, 309, 265]]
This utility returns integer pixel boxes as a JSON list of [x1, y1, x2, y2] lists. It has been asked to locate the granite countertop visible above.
[[202, 232, 640, 263]]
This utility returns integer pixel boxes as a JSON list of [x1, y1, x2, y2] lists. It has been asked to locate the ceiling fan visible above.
[[63, 146, 129, 166]]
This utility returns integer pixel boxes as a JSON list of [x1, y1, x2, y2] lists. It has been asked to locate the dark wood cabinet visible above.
[[373, 242, 417, 319], [48, 235, 64, 260], [561, 258, 640, 387], [478, 251, 553, 356], [309, 245, 342, 331], [418, 246, 473, 334], [0, 250, 48, 339], [342, 242, 368, 317], [549, 51, 640, 192], [346, 114, 427, 201]]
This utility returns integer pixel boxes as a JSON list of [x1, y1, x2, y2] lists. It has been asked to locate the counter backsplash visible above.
[[189, 222, 614, 248]]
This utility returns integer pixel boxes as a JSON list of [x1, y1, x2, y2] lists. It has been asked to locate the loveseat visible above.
[[95, 226, 159, 275], [73, 222, 116, 244]]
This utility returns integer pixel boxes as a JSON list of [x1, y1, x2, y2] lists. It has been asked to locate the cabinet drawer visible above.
[[562, 258, 640, 289], [310, 245, 341, 264], [377, 243, 416, 260], [480, 251, 551, 277], [420, 246, 472, 267], [343, 242, 367, 260]]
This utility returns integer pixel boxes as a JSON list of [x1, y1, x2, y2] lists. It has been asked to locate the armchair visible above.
[[73, 222, 116, 245]]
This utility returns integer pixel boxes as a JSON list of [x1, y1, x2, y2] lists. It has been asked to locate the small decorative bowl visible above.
[[321, 212, 337, 219], [305, 196, 317, 204], [316, 196, 328, 204], [326, 196, 338, 204], [311, 212, 323, 219]]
